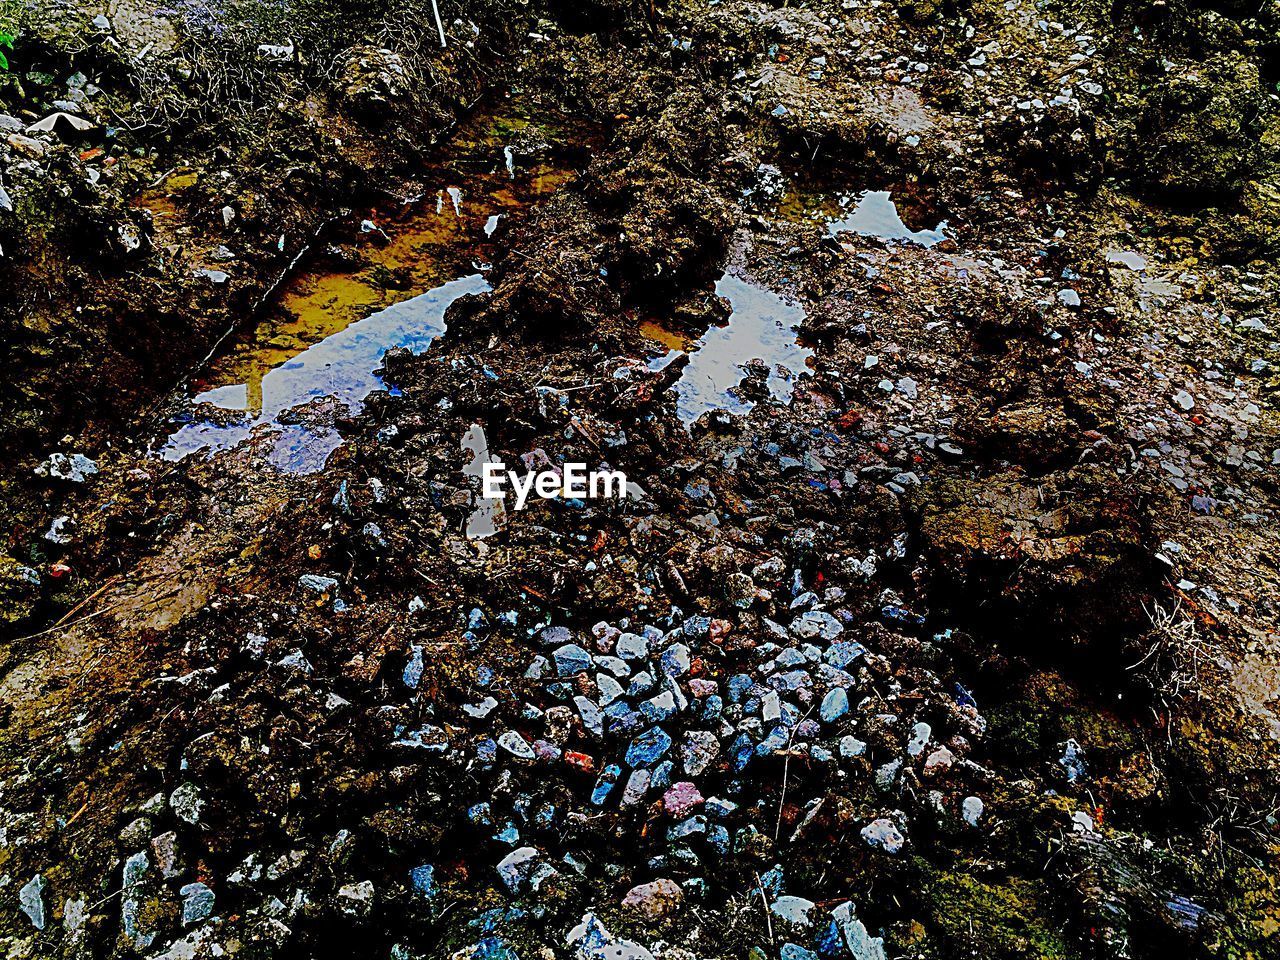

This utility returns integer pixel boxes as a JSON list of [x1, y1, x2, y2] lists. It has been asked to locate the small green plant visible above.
[[0, 31, 13, 71]]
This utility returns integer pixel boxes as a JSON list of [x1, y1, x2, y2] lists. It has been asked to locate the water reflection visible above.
[[648, 273, 812, 425]]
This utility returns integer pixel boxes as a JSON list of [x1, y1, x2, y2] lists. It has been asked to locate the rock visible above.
[[538, 625, 573, 647], [298, 573, 340, 594], [789, 611, 843, 640], [151, 831, 181, 878], [622, 878, 684, 920], [410, 864, 438, 899], [34, 452, 98, 483], [819, 688, 849, 723], [180, 882, 215, 925], [120, 817, 153, 848], [568, 912, 656, 960], [826, 901, 886, 960], [1060, 738, 1087, 782], [597, 674, 625, 705], [771, 896, 817, 927], [922, 746, 953, 777], [169, 783, 204, 824], [659, 643, 691, 677], [906, 722, 931, 757], [860, 818, 905, 854], [19, 874, 47, 930], [121, 851, 155, 951], [592, 763, 622, 804], [663, 781, 704, 818], [626, 727, 673, 768], [403, 646, 425, 688], [839, 736, 867, 758], [553, 643, 593, 676], [961, 796, 985, 827], [616, 632, 649, 659], [337, 880, 375, 916], [498, 731, 535, 759], [621, 769, 651, 806], [497, 847, 556, 894]]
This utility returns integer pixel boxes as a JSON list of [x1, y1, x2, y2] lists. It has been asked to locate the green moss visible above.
[[920, 867, 1084, 960], [1215, 863, 1280, 959]]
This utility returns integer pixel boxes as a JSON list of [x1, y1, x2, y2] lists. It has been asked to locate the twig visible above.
[[775, 704, 816, 840], [430, 0, 447, 48], [754, 872, 776, 946]]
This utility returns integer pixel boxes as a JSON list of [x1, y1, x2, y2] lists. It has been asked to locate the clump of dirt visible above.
[[2, 0, 1280, 958]]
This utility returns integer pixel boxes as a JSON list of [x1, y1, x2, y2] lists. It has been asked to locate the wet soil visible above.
[[1, 0, 1280, 958]]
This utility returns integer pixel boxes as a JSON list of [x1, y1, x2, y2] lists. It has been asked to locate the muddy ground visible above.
[[1, 0, 1279, 957]]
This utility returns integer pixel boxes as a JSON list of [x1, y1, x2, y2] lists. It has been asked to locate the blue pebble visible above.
[[701, 695, 723, 722], [651, 759, 674, 790], [606, 710, 646, 738], [410, 864, 438, 899], [553, 643, 593, 676], [824, 641, 866, 670], [625, 727, 673, 768], [592, 763, 622, 804], [820, 687, 849, 723], [755, 724, 790, 757]]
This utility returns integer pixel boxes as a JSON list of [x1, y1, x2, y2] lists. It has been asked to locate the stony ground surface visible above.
[[1, 0, 1279, 958]]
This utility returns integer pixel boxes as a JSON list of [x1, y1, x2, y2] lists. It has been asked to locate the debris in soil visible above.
[[2, 0, 1280, 958]]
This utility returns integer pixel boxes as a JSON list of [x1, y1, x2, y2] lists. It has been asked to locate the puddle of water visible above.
[[162, 275, 490, 472], [462, 423, 505, 539], [157, 104, 586, 473], [820, 190, 948, 247], [768, 173, 948, 248], [647, 273, 812, 425], [1106, 249, 1148, 271]]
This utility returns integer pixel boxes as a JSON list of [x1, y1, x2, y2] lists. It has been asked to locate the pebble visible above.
[[663, 781, 704, 818], [681, 730, 719, 776], [906, 722, 931, 757], [498, 731, 536, 759], [626, 727, 672, 768], [180, 882, 216, 925], [169, 783, 204, 824], [961, 796, 985, 827], [860, 818, 905, 854], [553, 643, 593, 676], [790, 610, 843, 640], [19, 874, 46, 930], [621, 878, 684, 920], [34, 452, 99, 483], [336, 881, 375, 916], [410, 864, 438, 899], [771, 895, 817, 927], [819, 687, 849, 722]]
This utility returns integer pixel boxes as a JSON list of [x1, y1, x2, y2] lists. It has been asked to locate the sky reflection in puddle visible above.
[[648, 273, 812, 425]]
